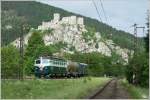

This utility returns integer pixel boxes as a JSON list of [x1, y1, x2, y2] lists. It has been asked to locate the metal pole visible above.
[[136, 26, 145, 49], [146, 10, 149, 35], [132, 23, 145, 84]]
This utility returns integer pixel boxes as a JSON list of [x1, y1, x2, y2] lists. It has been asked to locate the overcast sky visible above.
[[37, 0, 149, 37]]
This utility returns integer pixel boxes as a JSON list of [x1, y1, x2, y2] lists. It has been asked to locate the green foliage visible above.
[[121, 79, 149, 99], [82, 27, 96, 42], [2, 1, 147, 79], [24, 31, 65, 75], [1, 45, 20, 79], [41, 28, 54, 36], [86, 27, 95, 38], [24, 57, 35, 75], [65, 52, 125, 77], [1, 10, 27, 46], [25, 31, 44, 57], [24, 31, 44, 75], [82, 32, 91, 42], [95, 43, 99, 49], [144, 33, 149, 52], [69, 46, 75, 51], [125, 32, 149, 87], [35, 45, 57, 57], [2, 77, 110, 99], [1, 1, 73, 46], [126, 52, 149, 87], [53, 41, 67, 49]]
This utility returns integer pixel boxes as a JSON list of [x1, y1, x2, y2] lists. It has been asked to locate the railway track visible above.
[[89, 78, 131, 99], [1, 76, 85, 80]]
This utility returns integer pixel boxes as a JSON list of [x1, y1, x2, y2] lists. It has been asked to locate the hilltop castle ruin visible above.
[[38, 13, 85, 30]]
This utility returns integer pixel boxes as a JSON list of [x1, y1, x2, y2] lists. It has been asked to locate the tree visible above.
[[95, 43, 99, 49], [25, 31, 44, 57], [1, 45, 20, 79], [35, 45, 54, 57], [126, 52, 149, 87], [24, 31, 44, 75], [1, 10, 27, 46]]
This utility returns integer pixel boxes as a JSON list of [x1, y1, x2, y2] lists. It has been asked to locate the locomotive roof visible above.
[[38, 56, 66, 61], [79, 63, 88, 66]]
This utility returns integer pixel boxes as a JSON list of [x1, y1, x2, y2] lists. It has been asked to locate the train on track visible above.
[[34, 56, 88, 78]]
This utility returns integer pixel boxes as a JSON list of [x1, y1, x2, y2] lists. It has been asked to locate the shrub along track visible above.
[[88, 78, 131, 99]]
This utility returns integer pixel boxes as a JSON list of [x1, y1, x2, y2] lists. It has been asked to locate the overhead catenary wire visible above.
[[92, 0, 102, 22], [92, 0, 111, 39], [99, 0, 108, 23], [91, 0, 114, 56]]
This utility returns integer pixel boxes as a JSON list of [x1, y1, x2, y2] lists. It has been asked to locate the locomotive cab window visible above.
[[36, 60, 40, 64]]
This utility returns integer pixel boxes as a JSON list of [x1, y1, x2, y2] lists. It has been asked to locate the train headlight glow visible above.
[[40, 65, 43, 70]]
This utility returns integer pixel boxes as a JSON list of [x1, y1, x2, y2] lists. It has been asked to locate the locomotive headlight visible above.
[[40, 67, 43, 71], [40, 65, 43, 70]]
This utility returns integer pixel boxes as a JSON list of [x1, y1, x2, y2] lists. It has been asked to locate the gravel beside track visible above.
[[89, 79, 131, 99]]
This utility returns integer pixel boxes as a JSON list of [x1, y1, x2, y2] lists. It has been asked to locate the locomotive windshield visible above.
[[36, 60, 40, 64]]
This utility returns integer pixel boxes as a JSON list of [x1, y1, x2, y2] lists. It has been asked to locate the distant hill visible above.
[[1, 1, 144, 50]]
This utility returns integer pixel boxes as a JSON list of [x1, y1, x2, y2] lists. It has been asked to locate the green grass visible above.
[[2, 77, 110, 99], [120, 79, 149, 99]]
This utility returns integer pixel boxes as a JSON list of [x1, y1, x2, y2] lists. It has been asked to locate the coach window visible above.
[[56, 61, 58, 65]]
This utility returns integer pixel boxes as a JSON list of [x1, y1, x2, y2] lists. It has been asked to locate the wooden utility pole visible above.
[[19, 24, 24, 80], [19, 24, 30, 80]]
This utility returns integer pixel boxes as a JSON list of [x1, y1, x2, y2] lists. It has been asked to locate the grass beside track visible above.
[[120, 79, 149, 99], [2, 77, 110, 99]]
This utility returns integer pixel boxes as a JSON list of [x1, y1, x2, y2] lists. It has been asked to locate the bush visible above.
[[1, 45, 20, 79], [126, 52, 149, 87]]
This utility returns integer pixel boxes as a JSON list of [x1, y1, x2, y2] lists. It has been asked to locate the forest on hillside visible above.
[[2, 28, 149, 87], [1, 1, 145, 50], [1, 2, 149, 99]]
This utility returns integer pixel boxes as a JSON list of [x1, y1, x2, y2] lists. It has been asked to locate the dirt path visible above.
[[90, 79, 131, 99]]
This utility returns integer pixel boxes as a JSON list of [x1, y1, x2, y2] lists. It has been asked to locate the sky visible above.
[[37, 0, 149, 37]]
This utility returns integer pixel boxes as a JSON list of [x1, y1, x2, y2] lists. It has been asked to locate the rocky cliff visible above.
[[12, 13, 133, 64]]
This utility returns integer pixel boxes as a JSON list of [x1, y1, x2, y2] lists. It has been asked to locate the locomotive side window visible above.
[[60, 61, 62, 65], [42, 59, 49, 64], [36, 60, 40, 64]]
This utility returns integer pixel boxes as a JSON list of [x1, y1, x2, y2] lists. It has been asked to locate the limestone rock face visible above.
[[97, 42, 111, 56], [53, 13, 60, 23], [12, 13, 133, 64]]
